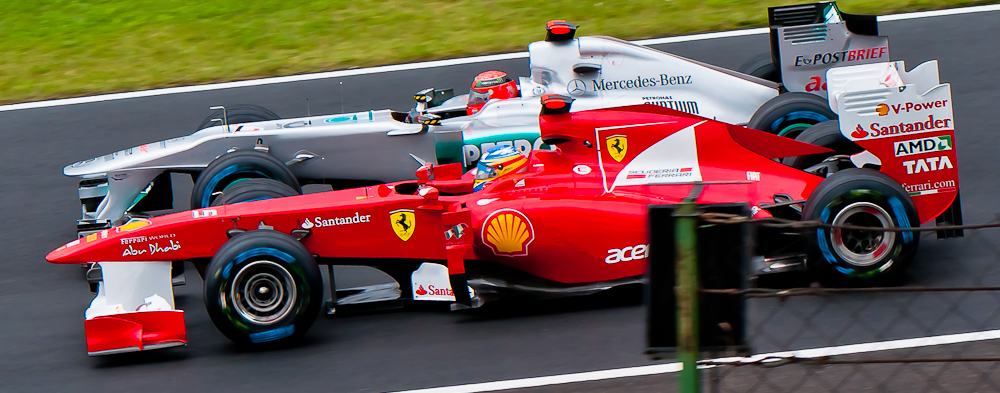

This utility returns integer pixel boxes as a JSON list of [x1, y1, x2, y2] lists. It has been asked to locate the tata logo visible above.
[[894, 136, 953, 157], [606, 244, 648, 264], [567, 79, 586, 96], [605, 134, 628, 162], [482, 209, 535, 257], [389, 209, 415, 241], [902, 155, 954, 174]]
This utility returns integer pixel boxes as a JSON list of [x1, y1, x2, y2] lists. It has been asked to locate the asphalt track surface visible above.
[[3, 9, 1000, 393]]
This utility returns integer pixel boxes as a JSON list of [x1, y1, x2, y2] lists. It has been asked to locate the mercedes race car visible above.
[[47, 58, 962, 355], [65, 2, 890, 246]]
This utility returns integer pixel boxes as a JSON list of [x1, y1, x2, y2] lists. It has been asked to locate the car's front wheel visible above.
[[204, 230, 323, 346]]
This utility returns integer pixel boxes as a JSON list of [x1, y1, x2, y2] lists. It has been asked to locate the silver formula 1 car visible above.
[[65, 3, 890, 243]]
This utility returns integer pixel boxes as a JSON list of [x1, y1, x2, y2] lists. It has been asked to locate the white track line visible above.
[[392, 329, 1000, 393], [2, 4, 999, 113]]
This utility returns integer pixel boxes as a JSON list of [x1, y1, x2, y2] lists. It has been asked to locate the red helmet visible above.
[[467, 71, 520, 115]]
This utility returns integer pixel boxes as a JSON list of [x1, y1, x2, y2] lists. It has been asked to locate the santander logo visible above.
[[414, 285, 427, 296], [851, 124, 869, 139]]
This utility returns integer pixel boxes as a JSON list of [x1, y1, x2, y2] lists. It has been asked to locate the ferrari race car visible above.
[[64, 2, 890, 244], [47, 58, 961, 355]]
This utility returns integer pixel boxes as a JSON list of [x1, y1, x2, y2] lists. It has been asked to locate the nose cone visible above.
[[47, 237, 90, 264]]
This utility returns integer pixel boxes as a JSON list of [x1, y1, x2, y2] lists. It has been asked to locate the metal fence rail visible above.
[[650, 201, 1000, 392]]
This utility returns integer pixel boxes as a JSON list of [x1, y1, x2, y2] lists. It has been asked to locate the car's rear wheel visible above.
[[196, 104, 280, 131], [802, 168, 920, 286], [210, 178, 301, 207], [782, 120, 863, 170], [748, 93, 837, 139], [204, 230, 322, 346], [191, 150, 301, 209], [738, 53, 780, 83]]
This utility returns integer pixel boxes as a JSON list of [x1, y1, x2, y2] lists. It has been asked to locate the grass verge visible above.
[[0, 0, 996, 104]]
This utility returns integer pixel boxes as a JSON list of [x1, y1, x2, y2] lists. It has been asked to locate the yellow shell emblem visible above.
[[482, 209, 535, 257], [390, 209, 415, 242], [606, 134, 627, 162]]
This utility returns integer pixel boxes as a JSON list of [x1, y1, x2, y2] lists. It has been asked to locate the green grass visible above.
[[0, 0, 995, 104]]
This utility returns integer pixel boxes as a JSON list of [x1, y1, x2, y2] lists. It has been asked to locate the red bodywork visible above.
[[48, 105, 844, 285]]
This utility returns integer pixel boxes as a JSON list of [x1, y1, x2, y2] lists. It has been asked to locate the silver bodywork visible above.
[[65, 33, 782, 230], [772, 2, 890, 96]]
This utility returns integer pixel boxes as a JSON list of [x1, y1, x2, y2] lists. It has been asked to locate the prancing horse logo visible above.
[[567, 79, 586, 96], [606, 134, 628, 162], [389, 209, 415, 241]]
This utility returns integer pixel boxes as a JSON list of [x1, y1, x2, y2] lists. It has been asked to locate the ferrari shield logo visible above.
[[606, 134, 627, 162], [390, 209, 415, 242]]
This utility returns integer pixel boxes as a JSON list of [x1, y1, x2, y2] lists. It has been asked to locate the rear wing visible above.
[[767, 2, 888, 97], [827, 60, 963, 238]]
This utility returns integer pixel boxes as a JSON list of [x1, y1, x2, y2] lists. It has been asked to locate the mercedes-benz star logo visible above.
[[567, 79, 586, 96]]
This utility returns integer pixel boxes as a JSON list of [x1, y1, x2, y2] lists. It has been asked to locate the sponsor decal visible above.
[[746, 171, 761, 182], [192, 209, 217, 218], [573, 165, 592, 175], [590, 74, 692, 91], [902, 155, 954, 175], [851, 115, 952, 139], [893, 135, 953, 157], [325, 114, 359, 123], [482, 209, 535, 257], [902, 179, 957, 196], [794, 47, 887, 67], [476, 198, 499, 206], [389, 209, 415, 241], [123, 240, 182, 257], [625, 167, 692, 180], [805, 76, 827, 92], [139, 144, 149, 153], [120, 233, 175, 245], [567, 79, 586, 96], [643, 99, 699, 115], [606, 244, 648, 264], [410, 263, 475, 301], [463, 138, 545, 164], [877, 100, 949, 116], [301, 212, 372, 229], [605, 134, 628, 162]]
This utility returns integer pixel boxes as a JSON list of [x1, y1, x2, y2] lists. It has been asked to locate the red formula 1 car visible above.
[[48, 79, 960, 355]]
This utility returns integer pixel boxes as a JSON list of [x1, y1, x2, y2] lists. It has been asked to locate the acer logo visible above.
[[606, 244, 648, 264], [805, 76, 827, 92], [902, 155, 954, 174]]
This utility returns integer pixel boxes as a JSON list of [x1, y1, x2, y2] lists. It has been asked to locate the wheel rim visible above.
[[230, 260, 297, 325], [776, 122, 813, 138], [830, 202, 896, 267]]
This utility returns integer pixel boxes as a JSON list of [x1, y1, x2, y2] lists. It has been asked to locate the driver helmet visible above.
[[473, 145, 529, 192], [467, 71, 520, 115]]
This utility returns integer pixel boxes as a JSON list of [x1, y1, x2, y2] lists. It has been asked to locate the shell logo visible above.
[[116, 218, 152, 233], [481, 209, 535, 257]]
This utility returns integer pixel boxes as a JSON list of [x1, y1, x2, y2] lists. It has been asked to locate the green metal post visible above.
[[675, 196, 701, 393]]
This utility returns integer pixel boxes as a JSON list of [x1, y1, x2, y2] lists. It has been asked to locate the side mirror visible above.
[[416, 163, 433, 182]]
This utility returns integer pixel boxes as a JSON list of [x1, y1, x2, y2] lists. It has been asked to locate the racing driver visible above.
[[467, 70, 521, 115], [473, 145, 529, 191]]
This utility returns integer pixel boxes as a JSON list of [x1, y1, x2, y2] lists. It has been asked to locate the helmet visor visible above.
[[468, 88, 491, 107]]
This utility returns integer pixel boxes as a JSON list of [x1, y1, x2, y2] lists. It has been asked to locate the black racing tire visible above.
[[196, 104, 280, 131], [738, 53, 780, 83], [782, 120, 863, 170], [802, 168, 920, 286], [748, 92, 837, 139], [204, 230, 323, 346], [191, 151, 301, 209], [210, 178, 301, 207]]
